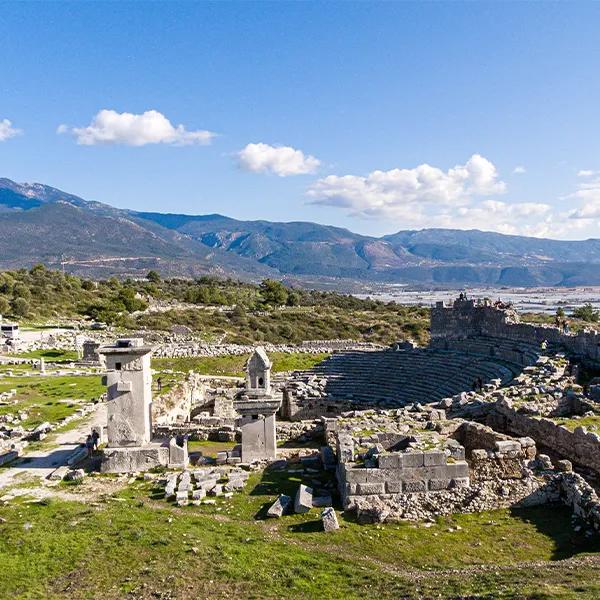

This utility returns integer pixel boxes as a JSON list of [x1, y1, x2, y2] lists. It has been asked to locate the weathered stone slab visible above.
[[294, 484, 313, 513], [192, 488, 206, 500], [378, 453, 401, 469], [423, 451, 446, 466], [356, 482, 385, 495], [267, 494, 292, 518], [401, 452, 424, 468], [321, 507, 340, 532]]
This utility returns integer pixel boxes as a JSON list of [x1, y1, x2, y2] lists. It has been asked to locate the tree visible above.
[[146, 270, 161, 283], [556, 307, 566, 318], [286, 291, 300, 307], [11, 297, 29, 318], [259, 279, 288, 306], [0, 296, 10, 316], [573, 303, 599, 323]]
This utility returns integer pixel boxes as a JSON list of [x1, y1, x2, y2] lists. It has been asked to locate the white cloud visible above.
[[568, 178, 600, 219], [0, 119, 22, 141], [237, 142, 320, 176], [307, 154, 506, 217], [58, 109, 215, 146], [512, 165, 526, 174], [577, 169, 596, 177]]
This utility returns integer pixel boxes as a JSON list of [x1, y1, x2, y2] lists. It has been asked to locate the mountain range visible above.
[[2, 176, 600, 287]]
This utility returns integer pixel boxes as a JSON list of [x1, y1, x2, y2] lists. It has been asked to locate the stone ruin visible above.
[[233, 347, 282, 463], [98, 338, 188, 473], [272, 296, 600, 531], [81, 299, 600, 534]]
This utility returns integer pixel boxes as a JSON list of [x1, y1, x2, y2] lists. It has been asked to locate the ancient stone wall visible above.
[[431, 298, 600, 367], [338, 451, 470, 506], [491, 398, 600, 476]]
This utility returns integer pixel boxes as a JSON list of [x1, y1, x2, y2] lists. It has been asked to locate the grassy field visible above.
[[0, 375, 104, 427], [0, 464, 599, 599], [152, 352, 331, 378], [12, 349, 80, 363]]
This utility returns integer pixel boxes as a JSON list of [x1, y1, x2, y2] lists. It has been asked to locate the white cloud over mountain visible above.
[[306, 154, 597, 238], [307, 154, 506, 216], [58, 109, 215, 146], [0, 119, 22, 141], [238, 142, 320, 176], [568, 178, 600, 220]]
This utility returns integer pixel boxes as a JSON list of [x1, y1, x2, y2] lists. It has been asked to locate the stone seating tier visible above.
[[285, 343, 537, 414]]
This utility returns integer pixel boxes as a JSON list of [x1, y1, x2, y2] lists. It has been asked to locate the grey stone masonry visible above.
[[339, 449, 470, 504]]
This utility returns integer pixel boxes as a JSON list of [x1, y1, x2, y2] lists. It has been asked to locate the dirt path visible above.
[[0, 403, 106, 489]]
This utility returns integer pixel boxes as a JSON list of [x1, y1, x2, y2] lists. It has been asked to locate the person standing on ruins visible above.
[[85, 434, 94, 458]]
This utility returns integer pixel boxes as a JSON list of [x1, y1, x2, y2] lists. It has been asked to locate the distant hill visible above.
[[3, 177, 600, 286]]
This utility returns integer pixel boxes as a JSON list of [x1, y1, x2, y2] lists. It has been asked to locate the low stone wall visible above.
[[153, 341, 381, 359], [338, 448, 470, 507], [491, 398, 600, 476]]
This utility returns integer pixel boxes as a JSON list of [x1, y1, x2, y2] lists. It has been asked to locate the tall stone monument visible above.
[[98, 338, 188, 472], [234, 347, 281, 462]]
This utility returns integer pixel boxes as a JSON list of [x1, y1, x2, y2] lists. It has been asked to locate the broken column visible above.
[[233, 347, 281, 463]]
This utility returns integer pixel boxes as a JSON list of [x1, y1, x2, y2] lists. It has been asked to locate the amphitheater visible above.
[[282, 296, 597, 420]]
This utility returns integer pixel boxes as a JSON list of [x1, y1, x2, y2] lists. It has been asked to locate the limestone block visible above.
[[192, 488, 206, 501], [267, 494, 292, 518], [495, 440, 521, 453], [295, 484, 313, 513], [64, 469, 85, 482], [48, 465, 70, 481], [356, 482, 385, 495], [321, 507, 340, 532], [378, 453, 401, 469], [224, 479, 245, 492], [209, 484, 224, 496], [365, 468, 390, 483], [385, 481, 403, 493], [344, 468, 368, 484], [446, 461, 470, 479], [101, 445, 169, 473], [451, 477, 470, 488], [423, 451, 446, 466], [178, 471, 192, 492], [428, 478, 452, 491], [402, 480, 427, 493], [401, 452, 424, 468]]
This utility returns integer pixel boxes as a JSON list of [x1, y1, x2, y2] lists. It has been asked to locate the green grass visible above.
[[187, 440, 237, 457], [12, 349, 80, 363], [152, 352, 331, 378], [0, 375, 104, 427], [554, 414, 600, 432], [1, 464, 599, 599]]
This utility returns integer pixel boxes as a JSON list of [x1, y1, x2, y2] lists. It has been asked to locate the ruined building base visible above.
[[101, 437, 188, 473]]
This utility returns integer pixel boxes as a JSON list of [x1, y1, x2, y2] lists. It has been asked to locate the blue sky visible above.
[[1, 1, 600, 239]]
